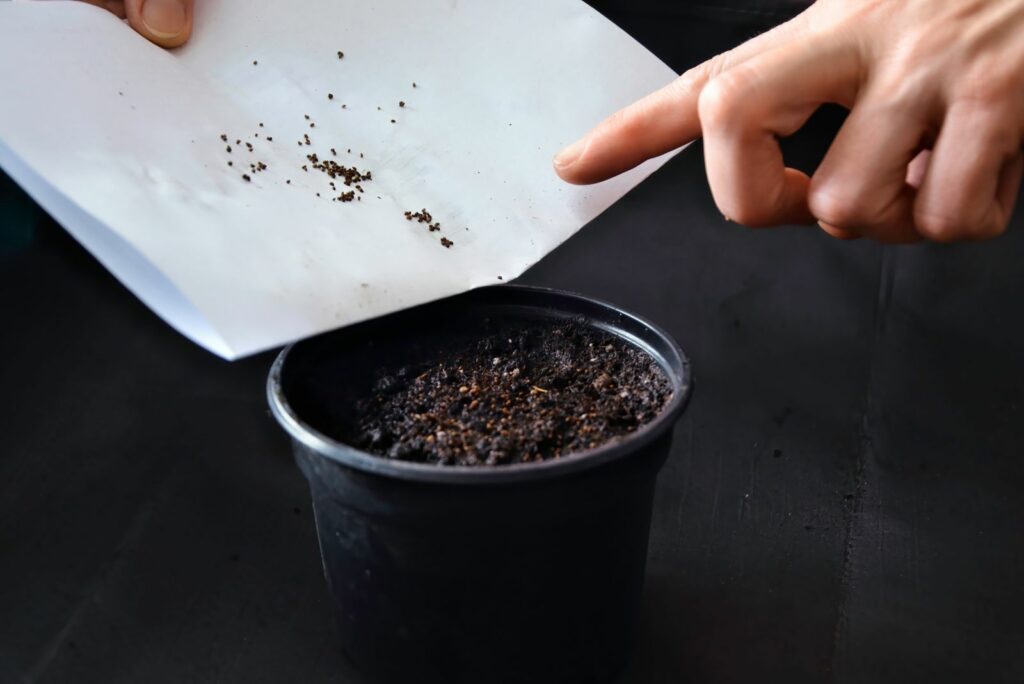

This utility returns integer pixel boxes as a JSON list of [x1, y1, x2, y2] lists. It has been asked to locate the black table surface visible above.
[[2, 5, 1022, 683]]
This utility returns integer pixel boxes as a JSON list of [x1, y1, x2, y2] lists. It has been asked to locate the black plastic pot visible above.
[[267, 285, 693, 684]]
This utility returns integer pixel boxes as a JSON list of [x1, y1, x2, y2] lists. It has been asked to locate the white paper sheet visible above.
[[0, 0, 679, 359]]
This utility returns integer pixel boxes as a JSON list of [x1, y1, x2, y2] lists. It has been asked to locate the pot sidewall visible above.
[[296, 432, 672, 684]]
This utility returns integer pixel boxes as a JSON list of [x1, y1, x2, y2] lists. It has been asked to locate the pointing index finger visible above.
[[553, 13, 811, 185], [553, 76, 703, 185]]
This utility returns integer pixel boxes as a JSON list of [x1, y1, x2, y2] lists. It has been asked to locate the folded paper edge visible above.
[[0, 140, 238, 360]]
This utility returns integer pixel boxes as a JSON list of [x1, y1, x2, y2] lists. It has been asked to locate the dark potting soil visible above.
[[354, 320, 672, 466]]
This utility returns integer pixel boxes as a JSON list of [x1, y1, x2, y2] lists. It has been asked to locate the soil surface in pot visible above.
[[354, 320, 672, 466]]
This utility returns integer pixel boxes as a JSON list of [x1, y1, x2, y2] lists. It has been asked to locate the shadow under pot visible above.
[[267, 285, 693, 684]]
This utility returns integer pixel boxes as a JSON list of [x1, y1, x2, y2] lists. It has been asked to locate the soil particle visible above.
[[355, 321, 671, 466], [306, 154, 372, 186]]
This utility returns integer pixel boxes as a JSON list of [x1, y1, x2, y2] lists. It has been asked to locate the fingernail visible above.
[[553, 138, 586, 169], [141, 0, 187, 39]]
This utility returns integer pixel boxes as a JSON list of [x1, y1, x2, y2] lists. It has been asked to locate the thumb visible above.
[[124, 0, 194, 48]]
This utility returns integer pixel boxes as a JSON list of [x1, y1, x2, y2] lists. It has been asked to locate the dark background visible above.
[[2, 3, 1022, 682]]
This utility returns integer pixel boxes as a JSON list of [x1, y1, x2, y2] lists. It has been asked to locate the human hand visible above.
[[554, 0, 1024, 243], [79, 0, 193, 48]]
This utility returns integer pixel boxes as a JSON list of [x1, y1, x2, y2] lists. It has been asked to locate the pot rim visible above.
[[266, 285, 693, 485]]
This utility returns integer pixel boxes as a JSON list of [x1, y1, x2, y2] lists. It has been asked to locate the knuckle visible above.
[[872, 68, 936, 114], [701, 52, 731, 80], [953, 54, 1021, 106], [715, 194, 775, 227], [807, 186, 865, 230], [916, 207, 1006, 243], [984, 219, 1010, 240], [892, 28, 943, 68], [682, 51, 733, 92], [665, 72, 700, 105], [726, 206, 764, 227], [947, 104, 1019, 154], [974, 220, 1009, 241], [913, 208, 971, 242], [697, 69, 754, 129], [818, 221, 859, 241], [955, 79, 1008, 109], [871, 47, 941, 110], [677, 63, 709, 95], [598, 101, 648, 142]]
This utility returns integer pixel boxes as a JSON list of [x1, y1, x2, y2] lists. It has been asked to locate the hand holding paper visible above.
[[79, 0, 195, 47], [0, 0, 680, 359]]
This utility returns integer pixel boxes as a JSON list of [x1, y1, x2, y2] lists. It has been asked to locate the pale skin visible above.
[[79, 0, 194, 48], [554, 0, 1024, 244]]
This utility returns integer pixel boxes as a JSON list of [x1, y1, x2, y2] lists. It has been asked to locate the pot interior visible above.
[[273, 285, 692, 480]]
